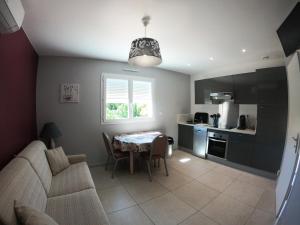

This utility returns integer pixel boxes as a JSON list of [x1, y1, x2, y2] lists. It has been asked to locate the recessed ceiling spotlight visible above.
[[187, 63, 191, 66], [209, 57, 214, 61], [242, 49, 247, 53]]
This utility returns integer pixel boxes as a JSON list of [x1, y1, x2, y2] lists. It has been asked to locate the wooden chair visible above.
[[102, 132, 129, 178], [142, 134, 169, 181]]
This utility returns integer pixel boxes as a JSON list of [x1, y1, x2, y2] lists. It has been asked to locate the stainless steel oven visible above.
[[206, 131, 229, 159]]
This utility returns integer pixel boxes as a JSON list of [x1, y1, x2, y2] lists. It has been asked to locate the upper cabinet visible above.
[[195, 66, 287, 105], [256, 67, 288, 106], [195, 76, 234, 104], [232, 72, 258, 104]]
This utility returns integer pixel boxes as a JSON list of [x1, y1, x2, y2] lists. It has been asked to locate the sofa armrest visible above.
[[67, 154, 87, 164]]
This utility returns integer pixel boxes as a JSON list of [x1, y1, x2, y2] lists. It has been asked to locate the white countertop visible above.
[[178, 122, 256, 135]]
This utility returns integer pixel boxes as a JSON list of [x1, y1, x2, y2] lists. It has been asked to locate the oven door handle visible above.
[[209, 138, 227, 143]]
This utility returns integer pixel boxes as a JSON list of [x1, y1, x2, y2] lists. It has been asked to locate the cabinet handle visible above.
[[209, 138, 227, 143], [292, 133, 300, 154]]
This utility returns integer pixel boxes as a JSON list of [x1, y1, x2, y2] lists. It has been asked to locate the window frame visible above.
[[101, 73, 155, 124]]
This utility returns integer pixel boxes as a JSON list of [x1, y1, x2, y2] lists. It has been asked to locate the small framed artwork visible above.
[[60, 83, 80, 103]]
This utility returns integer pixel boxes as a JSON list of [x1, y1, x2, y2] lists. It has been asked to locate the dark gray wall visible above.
[[36, 57, 190, 166]]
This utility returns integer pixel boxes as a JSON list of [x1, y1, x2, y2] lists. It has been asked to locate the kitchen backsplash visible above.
[[239, 104, 257, 129], [189, 103, 257, 129], [191, 104, 219, 124]]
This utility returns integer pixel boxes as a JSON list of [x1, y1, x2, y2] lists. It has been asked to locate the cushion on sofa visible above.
[[46, 189, 110, 225], [17, 141, 53, 193], [46, 147, 70, 176], [48, 162, 95, 197], [0, 158, 48, 225], [14, 200, 59, 225]]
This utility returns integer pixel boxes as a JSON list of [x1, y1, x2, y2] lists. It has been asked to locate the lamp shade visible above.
[[128, 38, 162, 67], [40, 122, 62, 139]]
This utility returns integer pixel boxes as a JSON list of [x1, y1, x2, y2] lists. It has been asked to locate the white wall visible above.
[[36, 57, 190, 166]]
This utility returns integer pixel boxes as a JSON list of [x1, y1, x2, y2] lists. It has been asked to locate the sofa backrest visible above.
[[17, 141, 52, 194], [0, 158, 48, 225]]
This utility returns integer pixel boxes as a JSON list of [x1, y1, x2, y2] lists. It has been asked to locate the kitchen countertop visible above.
[[178, 122, 256, 135]]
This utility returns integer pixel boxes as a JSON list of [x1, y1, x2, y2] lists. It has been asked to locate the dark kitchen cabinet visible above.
[[256, 67, 288, 106], [233, 72, 258, 104], [195, 80, 208, 104], [195, 76, 234, 104], [227, 133, 255, 166], [252, 105, 288, 173], [178, 124, 194, 150]]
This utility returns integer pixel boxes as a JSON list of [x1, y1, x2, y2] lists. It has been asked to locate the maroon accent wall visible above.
[[0, 29, 38, 169]]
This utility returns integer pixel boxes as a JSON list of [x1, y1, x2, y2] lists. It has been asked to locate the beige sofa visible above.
[[0, 141, 110, 225]]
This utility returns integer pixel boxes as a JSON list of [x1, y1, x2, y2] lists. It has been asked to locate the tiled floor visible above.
[[90, 150, 276, 225]]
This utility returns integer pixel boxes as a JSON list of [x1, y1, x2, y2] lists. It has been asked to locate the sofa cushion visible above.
[[17, 141, 52, 193], [46, 147, 70, 176], [48, 162, 95, 197], [0, 158, 48, 225], [46, 189, 110, 225], [14, 200, 59, 225]]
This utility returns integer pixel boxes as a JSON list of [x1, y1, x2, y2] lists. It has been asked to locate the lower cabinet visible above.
[[178, 124, 194, 150], [227, 133, 255, 166]]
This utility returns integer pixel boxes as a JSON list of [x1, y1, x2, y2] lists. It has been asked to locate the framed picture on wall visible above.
[[60, 83, 80, 103]]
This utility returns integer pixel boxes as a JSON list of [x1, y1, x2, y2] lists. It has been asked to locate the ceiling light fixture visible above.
[[242, 49, 247, 53], [209, 57, 214, 61], [128, 16, 162, 67]]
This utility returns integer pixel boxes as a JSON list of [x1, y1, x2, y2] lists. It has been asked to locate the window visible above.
[[102, 73, 154, 123]]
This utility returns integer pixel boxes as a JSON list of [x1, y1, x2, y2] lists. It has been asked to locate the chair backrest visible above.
[[102, 132, 115, 158], [150, 135, 168, 158]]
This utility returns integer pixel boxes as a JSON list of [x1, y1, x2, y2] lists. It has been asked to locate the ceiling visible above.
[[21, 0, 298, 75]]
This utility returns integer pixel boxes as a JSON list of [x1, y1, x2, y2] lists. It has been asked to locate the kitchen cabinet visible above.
[[195, 79, 207, 104], [178, 124, 194, 150], [256, 67, 288, 106], [233, 72, 258, 104], [227, 133, 255, 166], [195, 76, 234, 104], [252, 105, 288, 173]]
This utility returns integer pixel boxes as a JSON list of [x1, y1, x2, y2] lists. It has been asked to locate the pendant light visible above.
[[128, 16, 162, 67]]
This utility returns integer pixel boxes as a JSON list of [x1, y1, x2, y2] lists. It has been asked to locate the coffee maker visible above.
[[237, 115, 247, 130]]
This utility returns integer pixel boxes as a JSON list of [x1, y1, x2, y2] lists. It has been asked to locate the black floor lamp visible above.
[[40, 122, 62, 149]]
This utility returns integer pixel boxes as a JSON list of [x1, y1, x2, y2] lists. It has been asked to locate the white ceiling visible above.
[[21, 0, 298, 75]]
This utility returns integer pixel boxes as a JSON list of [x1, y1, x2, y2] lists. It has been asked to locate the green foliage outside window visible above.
[[106, 103, 149, 120], [133, 103, 149, 118], [106, 103, 128, 119]]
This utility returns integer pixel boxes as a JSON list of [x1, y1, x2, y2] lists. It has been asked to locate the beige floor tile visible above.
[[108, 206, 153, 225], [197, 171, 235, 192], [97, 186, 136, 213], [121, 177, 168, 203], [168, 157, 194, 171], [237, 172, 275, 191], [173, 150, 194, 158], [140, 193, 196, 225], [169, 150, 204, 170], [173, 161, 214, 179], [223, 180, 264, 207], [214, 165, 242, 178], [256, 190, 276, 215], [90, 166, 121, 190], [173, 180, 220, 210], [152, 167, 194, 190], [202, 194, 254, 225], [245, 209, 275, 225], [179, 212, 219, 225]]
